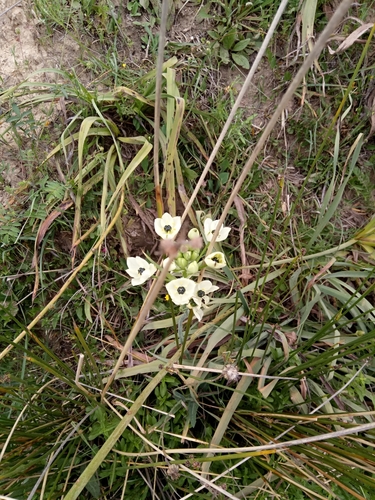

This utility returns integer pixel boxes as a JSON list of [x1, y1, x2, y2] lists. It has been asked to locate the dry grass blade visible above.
[[31, 199, 74, 301], [233, 196, 250, 284], [328, 22, 374, 54]]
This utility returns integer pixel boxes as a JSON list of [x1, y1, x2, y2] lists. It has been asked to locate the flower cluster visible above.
[[125, 213, 231, 321]]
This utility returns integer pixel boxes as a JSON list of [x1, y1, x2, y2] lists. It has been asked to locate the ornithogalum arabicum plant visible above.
[[125, 213, 230, 321]]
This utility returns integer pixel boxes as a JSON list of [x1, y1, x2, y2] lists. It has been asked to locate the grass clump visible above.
[[1, 0, 375, 498]]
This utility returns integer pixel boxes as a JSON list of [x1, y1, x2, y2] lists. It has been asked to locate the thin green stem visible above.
[[169, 298, 179, 349], [180, 309, 194, 364]]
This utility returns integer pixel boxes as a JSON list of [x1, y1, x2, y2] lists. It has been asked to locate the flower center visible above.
[[212, 257, 220, 264], [138, 267, 145, 275], [164, 224, 172, 233], [197, 290, 205, 298], [177, 286, 186, 295]]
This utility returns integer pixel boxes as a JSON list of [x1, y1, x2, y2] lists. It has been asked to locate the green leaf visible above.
[[219, 46, 230, 64], [188, 400, 198, 428], [232, 52, 250, 69], [183, 167, 199, 180], [84, 298, 93, 323], [222, 29, 237, 50], [232, 39, 251, 52], [207, 30, 219, 40], [219, 172, 229, 184], [85, 474, 101, 499], [196, 2, 211, 21]]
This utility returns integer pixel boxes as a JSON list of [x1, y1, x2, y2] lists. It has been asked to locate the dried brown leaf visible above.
[[328, 22, 373, 54], [306, 257, 336, 290], [105, 336, 155, 364], [35, 200, 74, 248]]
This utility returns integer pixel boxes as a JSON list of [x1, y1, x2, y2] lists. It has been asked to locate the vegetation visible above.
[[1, 0, 375, 498]]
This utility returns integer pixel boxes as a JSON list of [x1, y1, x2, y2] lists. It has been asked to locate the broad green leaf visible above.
[[232, 52, 250, 69], [165, 95, 185, 215], [222, 29, 237, 50], [207, 30, 219, 40], [232, 39, 251, 52], [219, 46, 230, 64]]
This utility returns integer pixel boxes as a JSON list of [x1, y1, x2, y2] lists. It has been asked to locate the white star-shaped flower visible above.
[[154, 213, 182, 240], [166, 278, 196, 306], [205, 252, 226, 269], [193, 280, 219, 307], [204, 218, 231, 242], [126, 256, 157, 286]]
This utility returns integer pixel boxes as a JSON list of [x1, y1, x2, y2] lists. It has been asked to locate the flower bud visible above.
[[191, 250, 200, 261], [183, 251, 192, 260], [188, 228, 200, 240], [186, 261, 199, 274], [176, 257, 188, 269]]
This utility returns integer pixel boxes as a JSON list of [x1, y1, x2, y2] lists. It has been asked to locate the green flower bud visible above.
[[176, 257, 188, 269], [183, 251, 192, 261], [191, 251, 200, 261], [186, 261, 199, 274]]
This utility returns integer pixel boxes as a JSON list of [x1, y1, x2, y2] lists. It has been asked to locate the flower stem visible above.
[[169, 299, 179, 349], [180, 309, 194, 364]]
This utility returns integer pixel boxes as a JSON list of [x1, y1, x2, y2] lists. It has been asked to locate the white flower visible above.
[[204, 218, 231, 242], [166, 278, 196, 306], [205, 252, 226, 269], [154, 213, 181, 240], [188, 228, 200, 240], [193, 280, 219, 307], [126, 256, 157, 286]]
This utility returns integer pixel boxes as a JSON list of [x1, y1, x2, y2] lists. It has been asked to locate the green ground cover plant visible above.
[[1, 0, 375, 498]]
